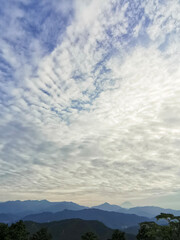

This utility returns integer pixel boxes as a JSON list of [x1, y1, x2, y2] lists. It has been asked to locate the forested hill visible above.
[[23, 208, 149, 229], [25, 219, 136, 240]]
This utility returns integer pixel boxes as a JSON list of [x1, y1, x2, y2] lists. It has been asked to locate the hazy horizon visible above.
[[0, 0, 180, 210], [1, 196, 180, 210]]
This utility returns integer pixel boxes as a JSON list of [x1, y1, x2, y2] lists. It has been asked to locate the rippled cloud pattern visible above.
[[0, 0, 180, 208]]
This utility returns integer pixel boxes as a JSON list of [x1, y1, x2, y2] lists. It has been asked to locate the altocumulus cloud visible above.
[[0, 0, 180, 207]]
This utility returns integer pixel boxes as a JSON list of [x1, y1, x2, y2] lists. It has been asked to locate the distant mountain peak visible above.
[[102, 202, 111, 206], [92, 202, 123, 212], [121, 201, 134, 209]]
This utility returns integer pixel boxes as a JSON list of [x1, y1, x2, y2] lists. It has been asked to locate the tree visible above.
[[137, 213, 180, 240], [0, 223, 10, 240], [81, 231, 98, 240], [0, 221, 53, 240], [30, 228, 52, 240], [156, 213, 180, 240], [136, 221, 160, 240], [9, 220, 29, 240], [111, 229, 126, 240]]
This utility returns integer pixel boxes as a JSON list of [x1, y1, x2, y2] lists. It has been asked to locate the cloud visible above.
[[0, 0, 180, 207]]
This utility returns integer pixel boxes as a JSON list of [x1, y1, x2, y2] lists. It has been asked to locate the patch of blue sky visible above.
[[94, 69, 112, 90], [51, 107, 71, 124], [51, 107, 61, 115], [124, 0, 144, 19], [98, 65, 112, 76], [158, 33, 171, 52], [92, 52, 112, 75], [3, 37, 30, 61], [0, 0, 74, 92], [88, 90, 101, 104], [20, 13, 69, 53], [158, 30, 180, 53], [40, 88, 51, 97], [0, 57, 14, 81], [0, 89, 7, 103], [19, 0, 74, 53], [70, 1, 156, 109], [71, 71, 88, 83], [0, 86, 14, 106], [131, 31, 151, 49], [70, 99, 91, 112], [94, 2, 150, 59], [121, 11, 146, 39], [0, 90, 14, 107], [135, 16, 151, 46], [110, 1, 151, 49]]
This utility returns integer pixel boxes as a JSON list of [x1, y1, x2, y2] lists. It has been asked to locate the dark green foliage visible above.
[[0, 221, 29, 240], [30, 228, 52, 240], [136, 222, 160, 240], [81, 231, 98, 240], [0, 219, 135, 240], [0, 223, 10, 240], [137, 213, 180, 240], [9, 220, 29, 240], [111, 229, 126, 240], [25, 219, 136, 240], [81, 229, 126, 240], [25, 219, 112, 240], [0, 220, 52, 240]]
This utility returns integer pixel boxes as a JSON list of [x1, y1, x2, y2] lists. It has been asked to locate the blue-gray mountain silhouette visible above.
[[23, 208, 149, 229]]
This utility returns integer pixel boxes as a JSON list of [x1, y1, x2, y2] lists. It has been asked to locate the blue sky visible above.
[[0, 0, 180, 209]]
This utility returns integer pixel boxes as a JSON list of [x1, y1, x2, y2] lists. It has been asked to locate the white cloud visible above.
[[0, 0, 180, 207]]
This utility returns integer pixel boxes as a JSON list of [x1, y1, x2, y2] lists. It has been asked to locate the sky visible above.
[[0, 0, 180, 209]]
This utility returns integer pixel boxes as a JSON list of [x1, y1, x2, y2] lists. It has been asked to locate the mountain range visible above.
[[92, 202, 180, 218], [23, 208, 148, 229], [0, 200, 180, 229], [0, 200, 86, 217]]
